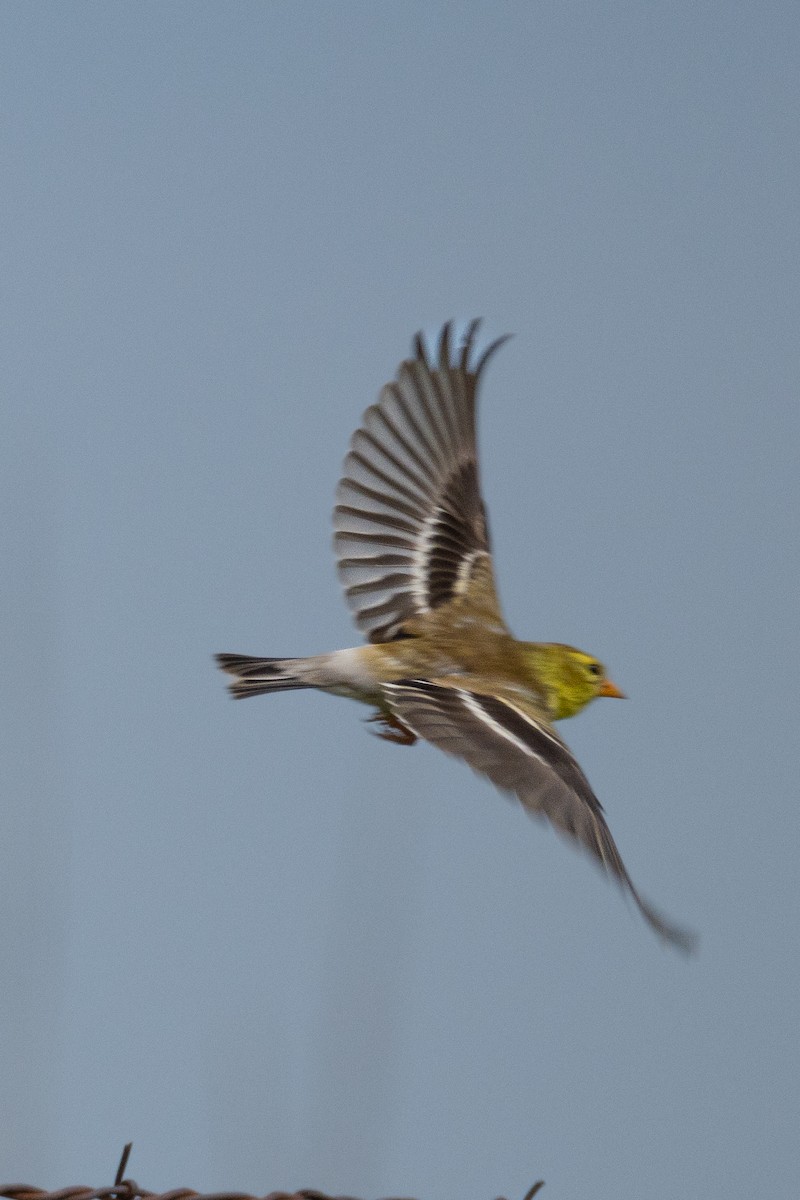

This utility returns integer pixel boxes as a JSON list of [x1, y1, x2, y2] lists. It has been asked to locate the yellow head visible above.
[[519, 642, 626, 721]]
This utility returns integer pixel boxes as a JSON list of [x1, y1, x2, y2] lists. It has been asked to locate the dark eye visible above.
[[588, 663, 601, 676]]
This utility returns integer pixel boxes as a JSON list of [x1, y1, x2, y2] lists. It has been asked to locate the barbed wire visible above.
[[0, 1145, 544, 1200]]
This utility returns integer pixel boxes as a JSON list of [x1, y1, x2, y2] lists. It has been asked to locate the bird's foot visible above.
[[366, 710, 418, 746]]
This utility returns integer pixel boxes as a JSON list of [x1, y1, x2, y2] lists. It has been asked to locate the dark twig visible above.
[[114, 1148, 133, 1191]]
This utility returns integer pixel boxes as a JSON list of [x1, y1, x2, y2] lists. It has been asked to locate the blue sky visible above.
[[2, 3, 799, 1198]]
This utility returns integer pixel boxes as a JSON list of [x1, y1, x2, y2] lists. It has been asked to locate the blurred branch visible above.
[[0, 1144, 544, 1200]]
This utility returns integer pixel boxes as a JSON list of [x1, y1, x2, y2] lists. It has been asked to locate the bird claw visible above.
[[366, 711, 418, 746]]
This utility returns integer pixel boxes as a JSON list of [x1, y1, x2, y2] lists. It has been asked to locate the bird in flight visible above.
[[217, 321, 695, 952]]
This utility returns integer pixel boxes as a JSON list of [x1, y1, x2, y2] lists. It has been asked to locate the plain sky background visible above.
[[2, 3, 798, 1198]]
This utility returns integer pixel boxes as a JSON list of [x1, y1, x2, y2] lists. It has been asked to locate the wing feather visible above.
[[334, 321, 511, 642], [384, 680, 696, 952]]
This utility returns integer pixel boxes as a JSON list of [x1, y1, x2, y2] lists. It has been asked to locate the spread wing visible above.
[[334, 320, 511, 643], [384, 679, 696, 952]]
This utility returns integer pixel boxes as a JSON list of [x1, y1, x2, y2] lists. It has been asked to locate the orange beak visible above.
[[599, 679, 626, 699]]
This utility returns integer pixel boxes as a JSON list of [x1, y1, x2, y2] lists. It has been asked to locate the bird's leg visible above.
[[366, 710, 418, 746]]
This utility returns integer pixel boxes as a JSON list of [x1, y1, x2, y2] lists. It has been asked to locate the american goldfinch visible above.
[[218, 321, 695, 952]]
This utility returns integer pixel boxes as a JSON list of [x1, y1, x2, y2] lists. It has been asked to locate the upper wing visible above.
[[334, 320, 511, 643], [384, 679, 696, 952]]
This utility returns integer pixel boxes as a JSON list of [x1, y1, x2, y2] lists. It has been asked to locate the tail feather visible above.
[[215, 653, 312, 700]]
